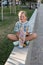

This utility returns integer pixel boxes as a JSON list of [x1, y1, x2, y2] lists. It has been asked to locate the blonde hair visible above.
[[18, 11, 27, 18]]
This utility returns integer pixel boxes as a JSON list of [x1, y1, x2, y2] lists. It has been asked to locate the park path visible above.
[[29, 4, 43, 65]]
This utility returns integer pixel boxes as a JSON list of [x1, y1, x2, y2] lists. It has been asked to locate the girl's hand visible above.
[[26, 32, 30, 36]]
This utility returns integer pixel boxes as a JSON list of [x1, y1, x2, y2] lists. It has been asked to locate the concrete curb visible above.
[[25, 9, 38, 65]]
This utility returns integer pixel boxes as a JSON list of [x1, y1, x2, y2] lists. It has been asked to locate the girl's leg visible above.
[[25, 33, 37, 41], [7, 34, 18, 41]]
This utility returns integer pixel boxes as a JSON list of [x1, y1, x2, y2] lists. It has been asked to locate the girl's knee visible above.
[[7, 34, 12, 38], [33, 33, 37, 39]]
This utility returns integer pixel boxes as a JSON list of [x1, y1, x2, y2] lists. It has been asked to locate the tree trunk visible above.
[[1, 0, 3, 21], [7, 0, 9, 7], [13, 0, 16, 14], [29, 1, 31, 9]]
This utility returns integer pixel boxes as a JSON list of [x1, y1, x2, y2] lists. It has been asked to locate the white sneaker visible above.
[[26, 41, 30, 45], [18, 45, 23, 49], [13, 41, 19, 46]]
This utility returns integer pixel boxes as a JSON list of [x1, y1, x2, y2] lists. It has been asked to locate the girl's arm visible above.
[[26, 32, 30, 36], [16, 32, 20, 39]]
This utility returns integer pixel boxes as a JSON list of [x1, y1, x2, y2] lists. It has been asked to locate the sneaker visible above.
[[23, 44, 26, 47], [24, 41, 30, 46], [26, 41, 30, 45], [13, 41, 19, 46], [18, 45, 23, 49]]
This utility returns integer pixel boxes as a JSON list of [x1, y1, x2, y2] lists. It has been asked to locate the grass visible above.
[[0, 6, 34, 65]]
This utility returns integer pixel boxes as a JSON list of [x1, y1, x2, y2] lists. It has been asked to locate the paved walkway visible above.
[[26, 4, 43, 65]]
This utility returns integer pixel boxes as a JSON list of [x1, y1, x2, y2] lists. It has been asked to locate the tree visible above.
[[26, 0, 37, 2], [7, 0, 9, 7], [1, 0, 3, 21], [21, 0, 26, 5], [13, 0, 16, 14], [26, 0, 32, 9], [26, 0, 37, 9], [0, 0, 1, 6]]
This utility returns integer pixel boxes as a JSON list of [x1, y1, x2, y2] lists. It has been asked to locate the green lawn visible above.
[[0, 6, 34, 65]]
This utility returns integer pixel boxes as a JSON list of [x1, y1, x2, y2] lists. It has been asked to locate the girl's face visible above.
[[19, 13, 27, 22]]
